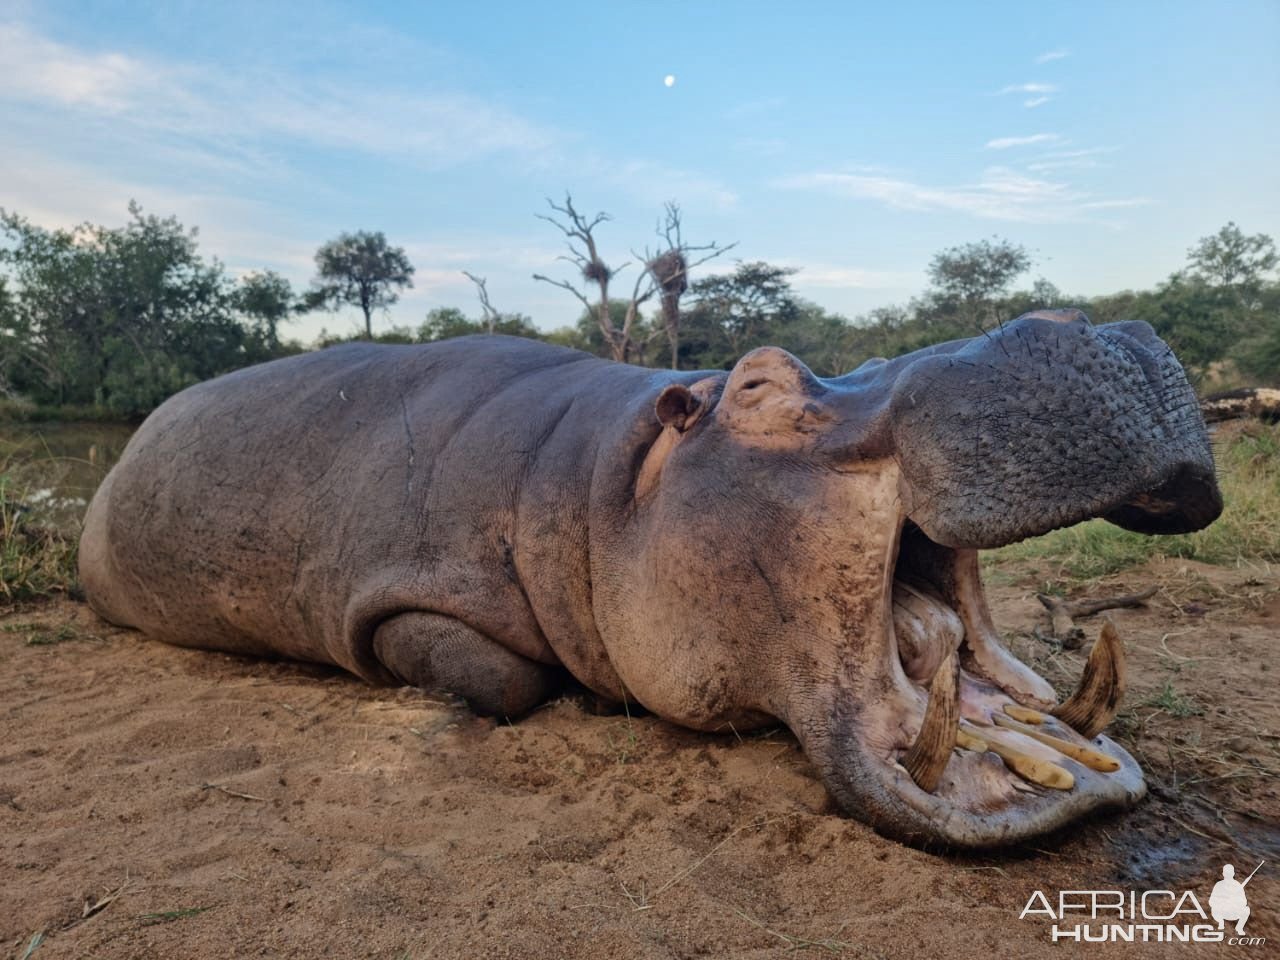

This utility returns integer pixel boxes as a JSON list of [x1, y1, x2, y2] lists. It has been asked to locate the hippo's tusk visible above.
[[992, 715, 1121, 772], [960, 720, 1075, 791], [1002, 703, 1046, 725], [1051, 619, 1127, 739], [902, 650, 960, 793]]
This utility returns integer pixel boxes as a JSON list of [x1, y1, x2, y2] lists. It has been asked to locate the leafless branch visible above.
[[531, 273, 593, 312], [462, 271, 500, 335]]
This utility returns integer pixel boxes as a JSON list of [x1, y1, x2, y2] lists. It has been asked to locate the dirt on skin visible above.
[[2, 560, 1277, 959]]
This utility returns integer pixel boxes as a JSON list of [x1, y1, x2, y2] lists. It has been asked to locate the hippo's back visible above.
[[79, 336, 625, 678]]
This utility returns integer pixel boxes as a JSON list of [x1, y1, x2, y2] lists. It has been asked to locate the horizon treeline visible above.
[[1, 202, 1276, 418]]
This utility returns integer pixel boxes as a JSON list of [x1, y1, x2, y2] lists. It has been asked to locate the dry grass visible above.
[[990, 420, 1280, 580], [0, 475, 79, 607]]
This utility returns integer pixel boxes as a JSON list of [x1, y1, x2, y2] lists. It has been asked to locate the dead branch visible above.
[[462, 271, 500, 335], [1036, 587, 1158, 649], [1201, 387, 1280, 424]]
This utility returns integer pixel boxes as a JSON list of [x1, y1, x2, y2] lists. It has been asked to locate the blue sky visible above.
[[1, 0, 1277, 341]]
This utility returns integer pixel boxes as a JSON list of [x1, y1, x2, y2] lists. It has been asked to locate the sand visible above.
[[2, 560, 1277, 959]]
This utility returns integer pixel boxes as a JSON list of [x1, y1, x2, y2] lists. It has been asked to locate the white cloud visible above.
[[782, 262, 916, 289], [0, 22, 159, 111], [776, 166, 1146, 224], [0, 20, 558, 168], [985, 133, 1063, 149], [1026, 146, 1118, 171], [998, 83, 1059, 95], [1039, 147, 1118, 159], [1035, 49, 1070, 63], [1024, 96, 1051, 109], [596, 158, 739, 212]]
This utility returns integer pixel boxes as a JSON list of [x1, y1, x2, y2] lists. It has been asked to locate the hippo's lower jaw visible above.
[[810, 517, 1148, 850]]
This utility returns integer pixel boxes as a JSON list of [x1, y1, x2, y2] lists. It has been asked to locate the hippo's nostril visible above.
[[1103, 462, 1223, 535]]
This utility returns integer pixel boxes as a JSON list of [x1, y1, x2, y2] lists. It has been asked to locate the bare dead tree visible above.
[[532, 194, 637, 362], [532, 194, 734, 365], [644, 203, 736, 369], [462, 271, 500, 335]]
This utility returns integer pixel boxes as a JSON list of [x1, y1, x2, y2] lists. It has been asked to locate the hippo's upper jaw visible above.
[[610, 309, 1221, 850]]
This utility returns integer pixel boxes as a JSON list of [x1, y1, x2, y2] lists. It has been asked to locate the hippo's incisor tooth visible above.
[[1052, 619, 1126, 739], [903, 650, 960, 793], [960, 721, 1075, 791], [1002, 704, 1046, 725], [955, 728, 988, 752], [992, 715, 1121, 772]]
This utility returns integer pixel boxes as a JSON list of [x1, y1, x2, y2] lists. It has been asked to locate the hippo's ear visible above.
[[718, 347, 833, 441], [655, 384, 704, 433]]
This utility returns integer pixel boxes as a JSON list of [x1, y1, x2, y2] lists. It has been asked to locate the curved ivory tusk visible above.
[[1052, 619, 1127, 739], [902, 650, 960, 793]]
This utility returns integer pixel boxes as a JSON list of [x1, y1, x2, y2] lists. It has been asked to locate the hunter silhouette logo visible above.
[[1019, 859, 1266, 945], [1210, 862, 1262, 935]]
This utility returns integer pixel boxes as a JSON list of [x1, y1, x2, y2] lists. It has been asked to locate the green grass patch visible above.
[[0, 399, 137, 423], [0, 465, 80, 607], [1140, 681, 1203, 718], [22, 623, 78, 646], [989, 421, 1280, 579]]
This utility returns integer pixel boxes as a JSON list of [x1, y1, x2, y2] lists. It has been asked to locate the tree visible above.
[[0, 202, 277, 414], [531, 194, 733, 365], [1186, 222, 1278, 303], [646, 203, 735, 369], [678, 262, 802, 369], [311, 231, 415, 339], [927, 237, 1031, 329], [418, 305, 540, 342], [235, 270, 296, 348]]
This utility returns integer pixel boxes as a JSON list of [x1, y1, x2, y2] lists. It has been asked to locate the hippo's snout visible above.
[[888, 312, 1222, 549]]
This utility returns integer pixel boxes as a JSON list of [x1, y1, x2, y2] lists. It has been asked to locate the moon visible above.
[[664, 75, 675, 88]]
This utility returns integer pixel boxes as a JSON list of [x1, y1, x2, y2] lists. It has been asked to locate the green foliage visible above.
[[1186, 221, 1278, 300], [310, 231, 415, 339], [0, 203, 297, 416], [235, 270, 297, 348], [928, 237, 1031, 302], [419, 306, 541, 341]]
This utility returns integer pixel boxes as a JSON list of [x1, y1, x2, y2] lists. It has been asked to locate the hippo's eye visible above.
[[741, 379, 767, 390]]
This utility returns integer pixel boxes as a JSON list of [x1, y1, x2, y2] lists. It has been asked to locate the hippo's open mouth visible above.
[[847, 514, 1146, 847]]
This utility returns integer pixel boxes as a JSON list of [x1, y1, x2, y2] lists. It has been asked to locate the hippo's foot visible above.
[[372, 612, 562, 717]]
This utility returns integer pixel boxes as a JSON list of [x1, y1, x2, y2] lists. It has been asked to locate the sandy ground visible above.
[[2, 560, 1277, 959]]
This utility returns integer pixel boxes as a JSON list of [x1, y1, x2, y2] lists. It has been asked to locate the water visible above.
[[0, 421, 136, 532]]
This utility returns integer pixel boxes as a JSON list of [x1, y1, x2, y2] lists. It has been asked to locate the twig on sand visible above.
[[732, 907, 853, 955], [201, 782, 265, 802], [1035, 587, 1158, 648], [621, 814, 799, 910], [82, 878, 134, 919]]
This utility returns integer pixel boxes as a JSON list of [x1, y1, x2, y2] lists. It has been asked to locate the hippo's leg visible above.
[[371, 612, 561, 717]]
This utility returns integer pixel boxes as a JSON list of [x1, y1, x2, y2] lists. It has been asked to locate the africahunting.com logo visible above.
[[1019, 860, 1266, 945]]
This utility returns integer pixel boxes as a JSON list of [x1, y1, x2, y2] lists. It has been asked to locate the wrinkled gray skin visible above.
[[81, 309, 1221, 849]]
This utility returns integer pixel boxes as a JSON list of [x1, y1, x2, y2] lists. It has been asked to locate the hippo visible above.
[[79, 309, 1221, 849]]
